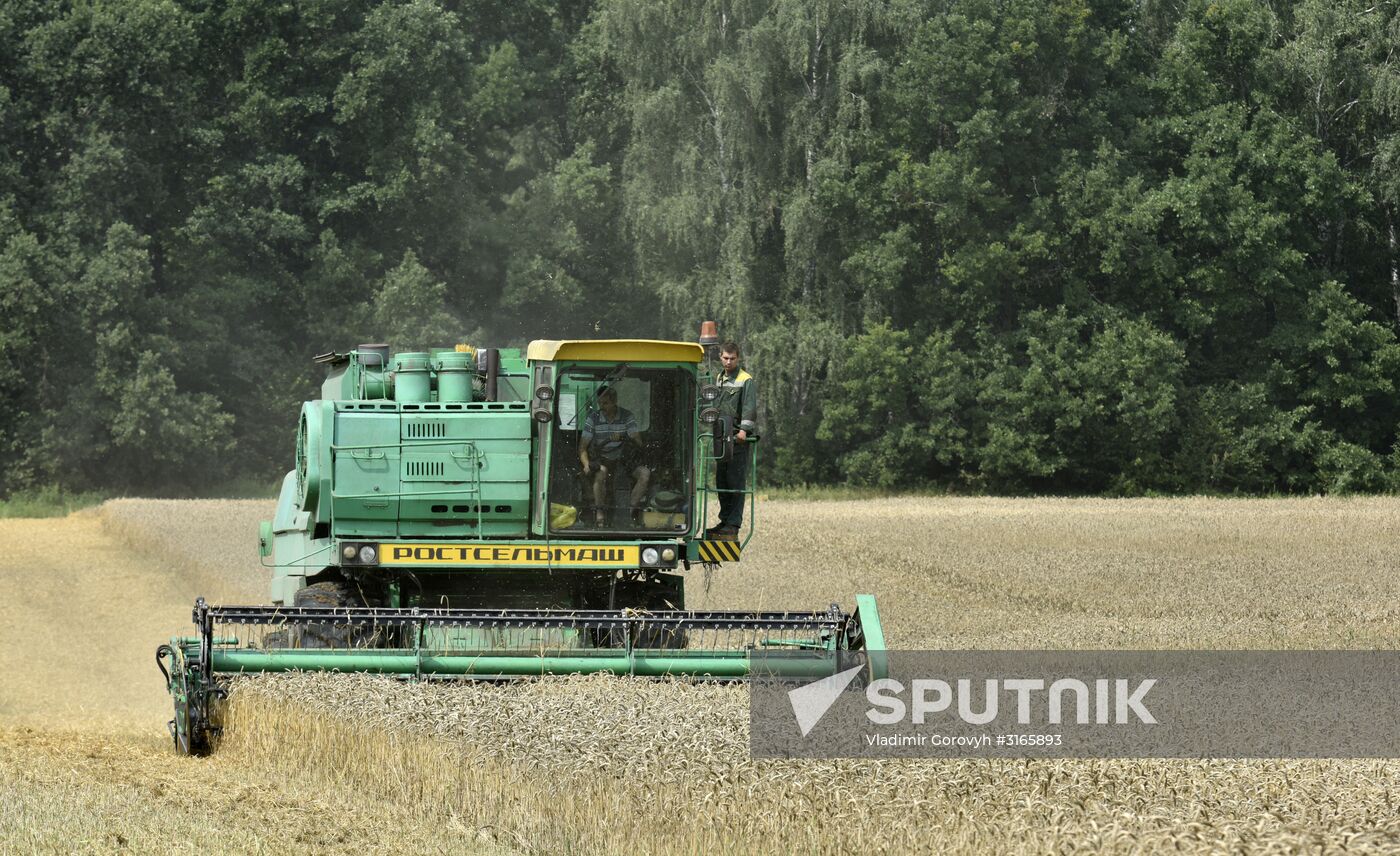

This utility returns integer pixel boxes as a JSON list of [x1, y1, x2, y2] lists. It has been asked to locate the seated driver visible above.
[[579, 386, 650, 526]]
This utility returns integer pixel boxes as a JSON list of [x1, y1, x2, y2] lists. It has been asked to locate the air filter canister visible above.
[[393, 352, 431, 402]]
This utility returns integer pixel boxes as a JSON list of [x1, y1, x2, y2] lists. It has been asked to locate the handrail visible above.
[[696, 437, 758, 549]]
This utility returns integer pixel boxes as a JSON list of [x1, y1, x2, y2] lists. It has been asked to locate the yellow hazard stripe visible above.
[[697, 540, 742, 562]]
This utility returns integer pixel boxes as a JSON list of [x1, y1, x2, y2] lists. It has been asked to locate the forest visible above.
[[3, 0, 1400, 495]]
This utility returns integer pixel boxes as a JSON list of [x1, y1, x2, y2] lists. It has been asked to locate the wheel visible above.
[[169, 678, 213, 756], [635, 603, 688, 650], [635, 624, 688, 649], [625, 578, 689, 650], [292, 581, 357, 648], [294, 580, 353, 608], [640, 578, 688, 649], [291, 581, 391, 648], [589, 624, 687, 649]]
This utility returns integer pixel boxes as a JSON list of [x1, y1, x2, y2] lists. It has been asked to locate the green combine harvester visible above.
[[157, 325, 886, 754]]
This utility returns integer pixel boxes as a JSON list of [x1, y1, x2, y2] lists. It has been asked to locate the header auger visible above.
[[158, 327, 886, 754]]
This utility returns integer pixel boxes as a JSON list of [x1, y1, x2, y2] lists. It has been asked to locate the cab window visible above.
[[549, 365, 693, 535]]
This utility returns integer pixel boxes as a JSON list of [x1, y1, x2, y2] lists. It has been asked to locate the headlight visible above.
[[359, 545, 378, 564], [661, 547, 677, 562], [700, 384, 720, 403], [342, 545, 357, 560], [641, 547, 660, 565], [700, 407, 719, 424], [535, 386, 554, 401]]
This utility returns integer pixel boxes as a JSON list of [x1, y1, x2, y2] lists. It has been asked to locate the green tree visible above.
[[366, 250, 461, 350], [975, 310, 1185, 493]]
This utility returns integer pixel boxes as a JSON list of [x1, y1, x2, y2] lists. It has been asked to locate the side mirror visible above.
[[711, 416, 732, 461]]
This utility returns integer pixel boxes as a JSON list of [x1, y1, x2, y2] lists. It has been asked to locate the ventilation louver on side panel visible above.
[[406, 421, 448, 439], [404, 460, 447, 479]]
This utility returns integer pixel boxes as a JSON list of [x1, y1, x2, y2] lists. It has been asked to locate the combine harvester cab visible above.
[[157, 327, 886, 755]]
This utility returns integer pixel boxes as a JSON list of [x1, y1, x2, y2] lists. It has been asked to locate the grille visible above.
[[406, 421, 447, 439], [404, 460, 446, 478]]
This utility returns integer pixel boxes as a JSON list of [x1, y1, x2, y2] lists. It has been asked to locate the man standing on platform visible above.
[[709, 341, 758, 540]]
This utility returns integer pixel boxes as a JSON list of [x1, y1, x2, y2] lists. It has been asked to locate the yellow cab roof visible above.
[[525, 339, 704, 363]]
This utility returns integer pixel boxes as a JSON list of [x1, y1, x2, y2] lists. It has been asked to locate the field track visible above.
[[2, 497, 1399, 853]]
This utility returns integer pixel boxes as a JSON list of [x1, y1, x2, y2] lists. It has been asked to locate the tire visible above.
[[628, 581, 690, 650], [639, 580, 688, 649], [635, 597, 688, 650], [635, 624, 688, 650], [294, 580, 354, 608], [292, 581, 358, 649], [591, 623, 687, 649]]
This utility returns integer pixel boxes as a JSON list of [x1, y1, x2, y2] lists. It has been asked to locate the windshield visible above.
[[548, 365, 694, 535]]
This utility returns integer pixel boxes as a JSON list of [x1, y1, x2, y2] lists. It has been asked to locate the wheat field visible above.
[[2, 497, 1398, 853]]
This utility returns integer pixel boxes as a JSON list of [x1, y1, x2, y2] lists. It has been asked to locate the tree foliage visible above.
[[3, 0, 1400, 495]]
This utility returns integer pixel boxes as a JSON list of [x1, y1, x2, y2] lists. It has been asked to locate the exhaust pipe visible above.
[[483, 348, 500, 402]]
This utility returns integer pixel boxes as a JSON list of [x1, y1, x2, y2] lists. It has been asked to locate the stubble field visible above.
[[1, 497, 1398, 853]]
